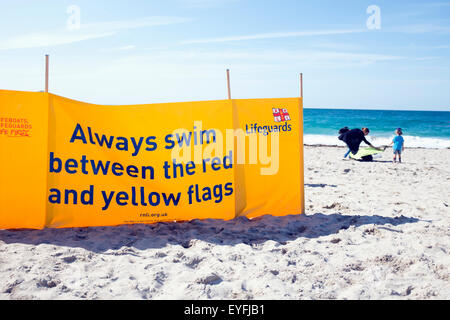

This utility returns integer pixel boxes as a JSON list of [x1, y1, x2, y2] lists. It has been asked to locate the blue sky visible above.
[[0, 0, 449, 110]]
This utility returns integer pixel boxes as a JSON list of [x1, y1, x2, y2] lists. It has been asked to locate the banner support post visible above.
[[299, 72, 305, 214], [300, 73, 303, 98], [45, 55, 49, 93], [226, 69, 232, 100]]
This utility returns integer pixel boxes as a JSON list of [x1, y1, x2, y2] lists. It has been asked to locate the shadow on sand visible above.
[[0, 213, 420, 253], [305, 184, 337, 188]]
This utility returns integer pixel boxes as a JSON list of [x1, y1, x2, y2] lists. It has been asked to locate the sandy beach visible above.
[[0, 145, 449, 300]]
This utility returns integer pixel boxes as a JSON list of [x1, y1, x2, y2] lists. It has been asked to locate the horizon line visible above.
[[304, 106, 450, 112]]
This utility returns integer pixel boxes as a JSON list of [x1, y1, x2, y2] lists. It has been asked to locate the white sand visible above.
[[1, 146, 449, 300]]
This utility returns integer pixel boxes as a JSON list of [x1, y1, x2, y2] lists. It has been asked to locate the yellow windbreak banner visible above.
[[231, 98, 304, 219], [0, 90, 49, 229], [0, 89, 304, 229]]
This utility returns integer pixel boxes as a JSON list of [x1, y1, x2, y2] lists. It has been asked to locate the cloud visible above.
[[110, 48, 406, 69], [0, 32, 115, 51], [81, 16, 194, 31], [178, 0, 239, 8], [419, 2, 450, 8], [392, 24, 450, 34], [181, 29, 367, 44], [101, 45, 136, 52], [431, 44, 450, 49], [0, 16, 193, 51], [414, 56, 440, 61]]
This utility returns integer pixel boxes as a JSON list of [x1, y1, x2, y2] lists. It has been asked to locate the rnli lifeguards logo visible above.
[[272, 108, 291, 122], [0, 117, 32, 138]]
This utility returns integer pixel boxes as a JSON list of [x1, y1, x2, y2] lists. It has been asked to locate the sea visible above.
[[303, 108, 450, 149]]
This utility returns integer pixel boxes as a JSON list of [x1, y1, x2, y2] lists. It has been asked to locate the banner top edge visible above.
[[0, 89, 301, 107]]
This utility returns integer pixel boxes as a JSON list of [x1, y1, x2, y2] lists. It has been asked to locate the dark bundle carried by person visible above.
[[338, 127, 382, 156], [338, 127, 350, 135]]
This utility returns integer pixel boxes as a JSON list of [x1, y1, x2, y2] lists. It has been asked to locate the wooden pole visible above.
[[300, 73, 303, 98], [299, 72, 305, 214], [226, 69, 231, 100], [45, 54, 49, 93]]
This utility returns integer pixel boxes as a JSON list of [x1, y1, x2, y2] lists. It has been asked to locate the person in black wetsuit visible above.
[[338, 127, 381, 157]]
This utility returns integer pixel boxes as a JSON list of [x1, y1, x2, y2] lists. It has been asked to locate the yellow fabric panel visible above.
[[0, 90, 304, 229], [0, 90, 49, 229]]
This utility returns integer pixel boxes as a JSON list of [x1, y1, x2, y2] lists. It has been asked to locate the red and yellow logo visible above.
[[272, 108, 291, 122], [0, 117, 32, 138]]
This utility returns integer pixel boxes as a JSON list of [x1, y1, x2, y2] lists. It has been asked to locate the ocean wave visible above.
[[303, 134, 450, 149]]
